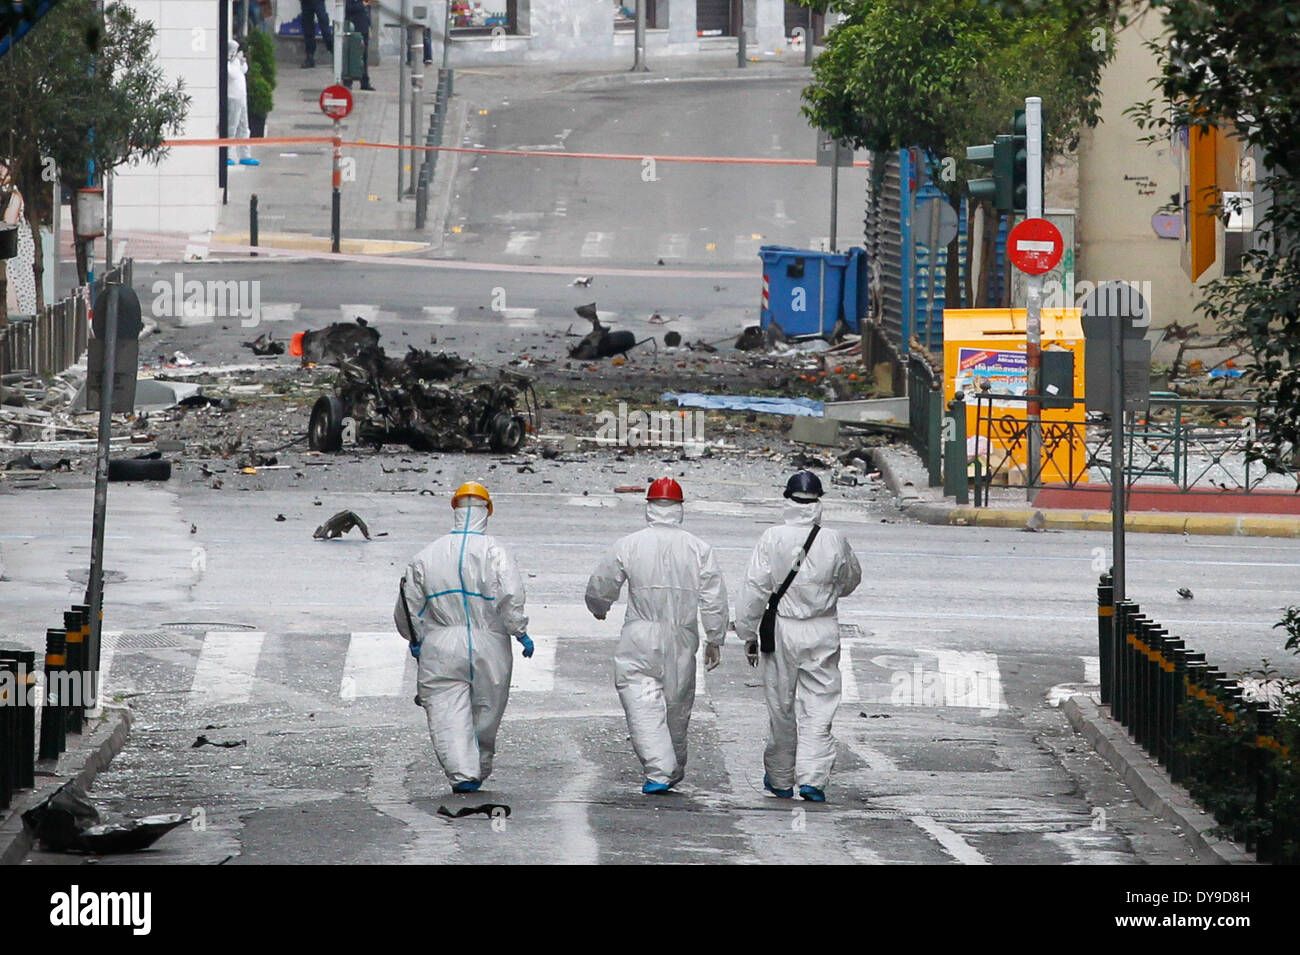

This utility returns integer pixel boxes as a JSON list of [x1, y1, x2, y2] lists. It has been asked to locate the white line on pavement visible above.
[[504, 231, 540, 256], [580, 231, 613, 259], [510, 634, 556, 692], [340, 304, 379, 323], [841, 642, 859, 703], [189, 631, 266, 708], [341, 631, 408, 699], [909, 815, 992, 865], [422, 305, 458, 324]]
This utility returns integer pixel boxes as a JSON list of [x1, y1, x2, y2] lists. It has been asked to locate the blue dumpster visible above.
[[758, 246, 865, 338]]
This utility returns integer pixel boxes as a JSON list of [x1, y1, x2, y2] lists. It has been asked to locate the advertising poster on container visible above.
[[955, 347, 1027, 408]]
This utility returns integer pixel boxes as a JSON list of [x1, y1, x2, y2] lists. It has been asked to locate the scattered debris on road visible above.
[[192, 735, 248, 749], [22, 781, 193, 854], [313, 509, 371, 540], [436, 803, 512, 820]]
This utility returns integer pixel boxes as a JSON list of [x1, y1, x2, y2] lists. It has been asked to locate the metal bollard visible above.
[[0, 650, 35, 792], [943, 394, 968, 503], [38, 629, 67, 760], [250, 194, 260, 257], [64, 609, 84, 734], [0, 658, 13, 809], [737, 28, 746, 68], [1097, 574, 1113, 705]]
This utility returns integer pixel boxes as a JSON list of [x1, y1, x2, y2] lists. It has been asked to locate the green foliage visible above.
[[995, 0, 1300, 468], [801, 0, 1112, 196], [0, 0, 188, 287], [245, 28, 277, 93], [247, 74, 274, 119]]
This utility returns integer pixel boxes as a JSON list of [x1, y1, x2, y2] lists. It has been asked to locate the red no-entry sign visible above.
[[319, 85, 353, 120], [1007, 217, 1064, 275]]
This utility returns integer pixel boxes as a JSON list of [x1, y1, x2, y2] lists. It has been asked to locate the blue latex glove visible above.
[[516, 634, 534, 659], [409, 640, 421, 660]]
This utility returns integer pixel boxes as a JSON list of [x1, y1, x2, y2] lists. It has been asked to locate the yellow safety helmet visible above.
[[452, 481, 493, 515]]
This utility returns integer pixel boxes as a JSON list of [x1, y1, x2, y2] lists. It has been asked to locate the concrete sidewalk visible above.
[[0, 706, 133, 865], [870, 443, 1300, 539]]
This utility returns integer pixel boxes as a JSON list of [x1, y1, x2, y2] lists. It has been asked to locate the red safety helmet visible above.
[[646, 477, 684, 502]]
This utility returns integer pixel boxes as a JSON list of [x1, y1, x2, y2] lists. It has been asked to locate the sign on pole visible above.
[[1007, 217, 1064, 275], [319, 85, 353, 120]]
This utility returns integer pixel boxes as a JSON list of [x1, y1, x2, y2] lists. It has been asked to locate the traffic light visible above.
[[1011, 109, 1028, 213], [965, 135, 1015, 212]]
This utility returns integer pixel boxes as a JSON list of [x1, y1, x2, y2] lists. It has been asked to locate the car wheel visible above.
[[489, 412, 525, 452], [309, 395, 345, 452]]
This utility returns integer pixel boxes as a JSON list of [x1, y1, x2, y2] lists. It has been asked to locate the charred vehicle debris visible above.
[[298, 320, 540, 454]]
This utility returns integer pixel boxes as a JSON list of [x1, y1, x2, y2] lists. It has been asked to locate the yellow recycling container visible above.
[[942, 307, 1088, 485]]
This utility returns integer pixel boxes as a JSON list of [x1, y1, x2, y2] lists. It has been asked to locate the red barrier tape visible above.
[[166, 136, 871, 167]]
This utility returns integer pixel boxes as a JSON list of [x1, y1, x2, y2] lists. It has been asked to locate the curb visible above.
[[0, 705, 133, 866], [563, 68, 812, 92], [1061, 697, 1254, 865], [871, 445, 1300, 539]]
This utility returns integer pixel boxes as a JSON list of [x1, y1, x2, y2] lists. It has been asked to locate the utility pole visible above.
[[441, 0, 452, 70], [632, 0, 648, 71], [334, 0, 344, 84], [804, 7, 813, 66], [829, 149, 839, 252], [1024, 96, 1043, 496], [398, 0, 409, 201]]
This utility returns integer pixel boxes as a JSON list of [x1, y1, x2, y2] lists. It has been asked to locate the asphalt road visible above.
[[9, 470, 1296, 865]]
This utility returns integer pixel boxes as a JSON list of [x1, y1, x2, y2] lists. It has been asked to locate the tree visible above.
[[0, 0, 188, 314], [801, 0, 1111, 191], [800, 0, 1111, 307], [993, 0, 1300, 471]]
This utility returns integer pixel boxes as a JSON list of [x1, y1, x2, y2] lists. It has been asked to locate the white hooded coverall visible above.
[[226, 45, 252, 162], [585, 501, 729, 786], [736, 499, 862, 790], [395, 502, 528, 786]]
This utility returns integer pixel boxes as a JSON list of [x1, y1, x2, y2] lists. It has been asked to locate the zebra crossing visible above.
[[97, 621, 1098, 717], [483, 229, 836, 263]]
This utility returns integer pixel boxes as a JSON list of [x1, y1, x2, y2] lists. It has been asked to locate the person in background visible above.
[[345, 0, 377, 90], [299, 0, 334, 68]]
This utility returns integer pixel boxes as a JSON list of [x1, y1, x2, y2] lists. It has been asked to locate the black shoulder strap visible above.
[[398, 576, 418, 638], [769, 525, 821, 609]]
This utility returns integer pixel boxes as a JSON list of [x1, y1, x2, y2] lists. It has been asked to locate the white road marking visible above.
[[340, 304, 379, 323], [189, 631, 266, 708], [656, 233, 689, 259], [1081, 655, 1100, 684], [910, 815, 991, 865], [510, 633, 556, 692], [840, 641, 859, 703], [340, 631, 408, 699], [861, 649, 1005, 711], [257, 303, 298, 323], [580, 231, 613, 258], [96, 632, 123, 703], [504, 231, 539, 256], [422, 305, 458, 324], [567, 496, 619, 507], [925, 648, 1006, 712]]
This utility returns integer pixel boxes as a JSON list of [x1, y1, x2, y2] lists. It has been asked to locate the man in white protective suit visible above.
[[395, 482, 534, 794], [735, 469, 861, 803], [585, 477, 729, 795]]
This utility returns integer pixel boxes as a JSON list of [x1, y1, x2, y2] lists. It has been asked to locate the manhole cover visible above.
[[157, 622, 258, 632], [105, 631, 192, 651], [66, 568, 126, 585]]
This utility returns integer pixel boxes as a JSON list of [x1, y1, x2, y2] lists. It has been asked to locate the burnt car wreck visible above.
[[300, 322, 539, 454]]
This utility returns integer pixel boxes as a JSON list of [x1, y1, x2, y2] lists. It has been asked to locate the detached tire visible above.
[[489, 412, 525, 452], [108, 458, 172, 482], [309, 395, 345, 452]]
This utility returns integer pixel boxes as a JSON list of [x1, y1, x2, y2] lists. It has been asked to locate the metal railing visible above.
[[1, 260, 133, 381], [906, 346, 942, 487], [967, 391, 1292, 505], [1098, 576, 1297, 863], [416, 68, 453, 230]]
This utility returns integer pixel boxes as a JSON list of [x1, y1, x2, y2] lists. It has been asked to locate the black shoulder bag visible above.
[[758, 525, 821, 654]]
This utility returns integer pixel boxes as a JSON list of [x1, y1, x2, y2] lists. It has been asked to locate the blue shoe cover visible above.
[[642, 780, 672, 794], [799, 785, 826, 802], [452, 780, 481, 793], [764, 775, 794, 798], [239, 158, 261, 166]]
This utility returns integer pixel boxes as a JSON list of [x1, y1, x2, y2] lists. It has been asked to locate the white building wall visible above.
[[112, 0, 220, 235]]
